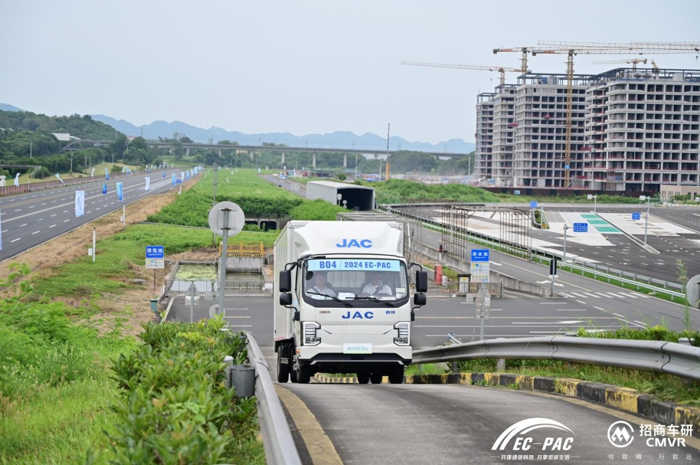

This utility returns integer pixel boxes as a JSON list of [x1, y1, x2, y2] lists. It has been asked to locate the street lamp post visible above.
[[641, 195, 651, 245], [337, 193, 342, 206], [562, 224, 570, 262]]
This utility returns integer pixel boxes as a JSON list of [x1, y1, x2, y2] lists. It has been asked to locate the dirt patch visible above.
[[0, 177, 200, 334]]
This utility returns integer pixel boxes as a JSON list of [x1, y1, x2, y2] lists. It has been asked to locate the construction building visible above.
[[476, 67, 700, 193], [475, 92, 495, 179]]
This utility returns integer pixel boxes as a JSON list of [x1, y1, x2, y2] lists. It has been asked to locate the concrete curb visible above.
[[405, 372, 700, 438]]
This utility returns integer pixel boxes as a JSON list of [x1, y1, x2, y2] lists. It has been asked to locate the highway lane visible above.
[[0, 169, 187, 262], [408, 204, 700, 283], [167, 293, 684, 349], [282, 382, 695, 464]]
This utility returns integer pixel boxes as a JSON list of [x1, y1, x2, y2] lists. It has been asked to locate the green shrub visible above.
[[289, 199, 346, 220], [108, 316, 264, 464]]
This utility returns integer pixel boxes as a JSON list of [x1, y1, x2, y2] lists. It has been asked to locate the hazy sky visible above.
[[1, 0, 698, 143]]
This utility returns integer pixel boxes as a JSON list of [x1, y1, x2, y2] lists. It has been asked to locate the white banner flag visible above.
[[122, 166, 127, 173], [91, 168, 95, 177], [181, 171, 185, 181], [13, 173, 19, 187], [55, 173, 64, 184], [75, 191, 85, 217], [145, 177, 150, 191]]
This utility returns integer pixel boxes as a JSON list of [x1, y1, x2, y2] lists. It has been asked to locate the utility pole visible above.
[[386, 123, 390, 181], [29, 141, 32, 159], [562, 224, 570, 262], [212, 165, 218, 247]]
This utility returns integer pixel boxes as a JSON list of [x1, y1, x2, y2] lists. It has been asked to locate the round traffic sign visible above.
[[686, 275, 700, 308], [208, 201, 246, 237]]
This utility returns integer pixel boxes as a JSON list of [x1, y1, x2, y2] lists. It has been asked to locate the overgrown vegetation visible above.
[[0, 221, 270, 463], [360, 178, 501, 204], [108, 317, 264, 464], [149, 169, 344, 226]]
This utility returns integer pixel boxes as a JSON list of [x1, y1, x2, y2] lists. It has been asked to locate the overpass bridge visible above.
[[61, 140, 472, 168]]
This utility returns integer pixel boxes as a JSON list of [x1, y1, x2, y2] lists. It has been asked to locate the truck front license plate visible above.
[[343, 343, 372, 354]]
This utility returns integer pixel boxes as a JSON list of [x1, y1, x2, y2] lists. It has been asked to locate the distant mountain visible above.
[[92, 114, 475, 154], [0, 103, 23, 112]]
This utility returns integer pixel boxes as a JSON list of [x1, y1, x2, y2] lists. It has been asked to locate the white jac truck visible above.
[[274, 221, 428, 384]]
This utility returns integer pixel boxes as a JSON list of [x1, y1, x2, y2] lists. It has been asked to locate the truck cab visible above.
[[274, 221, 427, 384]]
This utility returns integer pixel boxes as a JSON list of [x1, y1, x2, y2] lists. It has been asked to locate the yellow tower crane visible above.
[[401, 61, 528, 87], [495, 41, 700, 188], [592, 58, 647, 71]]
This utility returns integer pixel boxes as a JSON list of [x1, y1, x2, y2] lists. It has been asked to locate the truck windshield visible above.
[[303, 259, 408, 303]]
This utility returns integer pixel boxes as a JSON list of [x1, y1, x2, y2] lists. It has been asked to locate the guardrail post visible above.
[[497, 359, 505, 371]]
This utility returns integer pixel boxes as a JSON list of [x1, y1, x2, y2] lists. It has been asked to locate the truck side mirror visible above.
[[280, 292, 293, 306], [416, 271, 428, 293], [414, 293, 426, 306], [279, 270, 291, 292]]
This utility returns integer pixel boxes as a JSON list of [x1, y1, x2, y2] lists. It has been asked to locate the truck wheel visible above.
[[276, 346, 290, 383], [296, 365, 311, 384], [388, 366, 404, 384], [369, 372, 384, 384], [357, 371, 370, 384]]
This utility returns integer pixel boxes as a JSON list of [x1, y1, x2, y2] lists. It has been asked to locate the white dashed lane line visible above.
[[10, 238, 20, 243], [64, 219, 69, 223], [19, 223, 27, 227], [50, 224, 56, 228]]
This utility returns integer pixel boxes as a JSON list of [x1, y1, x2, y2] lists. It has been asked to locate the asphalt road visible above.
[[408, 204, 700, 283], [282, 382, 694, 464], [0, 169, 185, 262], [167, 292, 687, 349]]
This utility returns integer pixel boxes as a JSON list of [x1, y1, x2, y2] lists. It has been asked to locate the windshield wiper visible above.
[[352, 296, 394, 307], [306, 291, 352, 307]]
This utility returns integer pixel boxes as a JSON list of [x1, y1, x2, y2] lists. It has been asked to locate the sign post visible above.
[[189, 282, 197, 323], [209, 202, 246, 315], [549, 259, 558, 296], [146, 245, 165, 291], [640, 195, 651, 245], [470, 250, 491, 340]]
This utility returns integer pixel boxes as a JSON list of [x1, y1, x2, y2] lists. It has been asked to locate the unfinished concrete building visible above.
[[491, 84, 518, 186], [475, 92, 495, 180], [511, 73, 590, 188], [582, 68, 700, 193]]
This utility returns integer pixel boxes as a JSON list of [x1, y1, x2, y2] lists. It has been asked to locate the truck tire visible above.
[[357, 371, 370, 384], [276, 345, 290, 383], [388, 366, 404, 384], [369, 372, 384, 384], [296, 364, 311, 384]]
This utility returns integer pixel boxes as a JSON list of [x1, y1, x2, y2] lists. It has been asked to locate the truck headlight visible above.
[[393, 322, 410, 345], [303, 321, 321, 346]]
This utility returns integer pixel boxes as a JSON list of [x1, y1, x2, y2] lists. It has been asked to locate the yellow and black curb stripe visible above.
[[314, 374, 390, 384], [404, 372, 700, 438]]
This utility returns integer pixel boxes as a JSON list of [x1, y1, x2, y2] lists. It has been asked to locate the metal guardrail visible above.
[[385, 204, 686, 300], [245, 332, 302, 465], [412, 336, 700, 381]]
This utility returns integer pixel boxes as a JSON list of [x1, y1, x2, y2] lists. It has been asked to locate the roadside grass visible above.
[[31, 223, 277, 298], [149, 168, 343, 227], [495, 193, 647, 205], [1, 222, 269, 464], [18, 162, 140, 184]]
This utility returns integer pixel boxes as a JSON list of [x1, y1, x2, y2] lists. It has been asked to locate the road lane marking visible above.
[[19, 223, 27, 227], [10, 238, 20, 243], [32, 231, 40, 235], [50, 224, 56, 228], [64, 219, 69, 223], [576, 300, 587, 304]]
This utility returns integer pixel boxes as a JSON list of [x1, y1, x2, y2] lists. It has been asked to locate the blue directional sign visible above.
[[514, 190, 520, 195], [573, 223, 588, 233], [146, 245, 164, 259], [529, 201, 538, 208], [632, 212, 641, 221], [471, 249, 490, 262]]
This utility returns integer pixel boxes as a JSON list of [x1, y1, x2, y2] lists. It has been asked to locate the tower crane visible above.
[[495, 42, 700, 188], [401, 61, 527, 86], [593, 58, 647, 71]]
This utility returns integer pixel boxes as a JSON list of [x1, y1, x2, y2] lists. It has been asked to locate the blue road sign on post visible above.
[[529, 201, 538, 208], [471, 249, 490, 262], [573, 223, 588, 233], [146, 246, 164, 259], [632, 212, 641, 221]]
